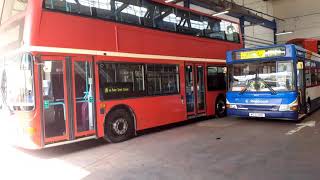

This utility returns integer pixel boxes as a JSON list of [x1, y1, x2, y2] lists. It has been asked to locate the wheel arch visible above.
[[307, 97, 311, 104], [104, 104, 137, 136], [215, 93, 226, 107], [216, 93, 226, 101], [214, 93, 226, 117]]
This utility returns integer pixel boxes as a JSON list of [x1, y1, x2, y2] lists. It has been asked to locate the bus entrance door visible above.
[[185, 63, 206, 117], [41, 56, 96, 145], [71, 57, 96, 138], [297, 61, 306, 114], [41, 56, 69, 143]]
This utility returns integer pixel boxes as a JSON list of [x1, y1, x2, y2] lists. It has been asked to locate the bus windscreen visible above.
[[228, 60, 295, 92]]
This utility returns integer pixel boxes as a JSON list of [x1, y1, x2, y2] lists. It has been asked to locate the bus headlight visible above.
[[226, 100, 237, 109], [229, 104, 238, 109], [279, 105, 290, 111], [279, 98, 298, 111]]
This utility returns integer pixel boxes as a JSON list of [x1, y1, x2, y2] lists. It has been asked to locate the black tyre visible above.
[[216, 97, 226, 118], [104, 109, 134, 143], [306, 101, 311, 115]]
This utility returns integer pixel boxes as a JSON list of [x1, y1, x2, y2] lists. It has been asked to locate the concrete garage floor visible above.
[[1, 110, 320, 180]]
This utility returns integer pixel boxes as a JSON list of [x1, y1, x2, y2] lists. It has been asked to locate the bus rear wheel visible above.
[[306, 102, 311, 115], [104, 109, 134, 143], [216, 97, 226, 118]]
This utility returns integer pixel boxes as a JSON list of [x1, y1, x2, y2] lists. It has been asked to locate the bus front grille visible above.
[[237, 105, 279, 111]]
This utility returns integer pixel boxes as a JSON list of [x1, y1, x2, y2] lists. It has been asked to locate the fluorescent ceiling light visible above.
[[165, 0, 175, 3], [275, 31, 293, 36], [212, 10, 229, 17]]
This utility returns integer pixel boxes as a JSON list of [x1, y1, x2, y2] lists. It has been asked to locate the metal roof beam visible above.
[[189, 0, 277, 30]]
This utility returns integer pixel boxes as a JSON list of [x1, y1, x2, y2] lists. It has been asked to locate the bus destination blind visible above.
[[234, 47, 286, 60]]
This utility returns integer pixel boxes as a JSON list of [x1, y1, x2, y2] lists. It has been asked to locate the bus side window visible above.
[[115, 0, 143, 26], [317, 62, 320, 85], [310, 61, 317, 86], [207, 66, 226, 91], [99, 62, 146, 100], [225, 22, 240, 43], [95, 0, 115, 20], [146, 64, 179, 95], [305, 60, 311, 87], [45, 0, 93, 16]]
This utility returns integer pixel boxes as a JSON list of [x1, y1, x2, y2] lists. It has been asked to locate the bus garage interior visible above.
[[1, 0, 320, 180]]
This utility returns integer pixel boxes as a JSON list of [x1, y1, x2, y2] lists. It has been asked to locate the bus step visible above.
[[298, 114, 307, 120], [187, 113, 206, 119]]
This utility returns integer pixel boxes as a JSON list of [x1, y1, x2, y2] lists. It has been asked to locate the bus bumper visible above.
[[227, 109, 298, 120], [2, 112, 41, 149]]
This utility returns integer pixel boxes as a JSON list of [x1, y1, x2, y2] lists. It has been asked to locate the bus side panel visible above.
[[38, 11, 118, 52], [306, 86, 320, 109], [103, 95, 186, 131], [116, 25, 232, 60], [95, 96, 187, 137], [36, 11, 242, 60], [306, 86, 320, 101], [95, 59, 186, 137]]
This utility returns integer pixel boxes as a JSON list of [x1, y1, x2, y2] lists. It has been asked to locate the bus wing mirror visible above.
[[297, 62, 303, 70]]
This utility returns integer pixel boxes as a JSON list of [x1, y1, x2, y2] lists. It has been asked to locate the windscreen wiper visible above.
[[257, 77, 277, 95], [239, 86, 248, 95], [239, 79, 254, 95]]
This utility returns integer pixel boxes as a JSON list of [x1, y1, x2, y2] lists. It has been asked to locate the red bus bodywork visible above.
[[287, 38, 320, 54], [1, 0, 243, 149]]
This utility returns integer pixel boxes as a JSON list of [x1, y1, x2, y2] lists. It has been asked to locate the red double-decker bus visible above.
[[0, 0, 242, 149], [287, 38, 320, 54]]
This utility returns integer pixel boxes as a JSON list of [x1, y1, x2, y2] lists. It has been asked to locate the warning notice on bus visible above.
[[105, 87, 130, 93], [102, 82, 133, 99]]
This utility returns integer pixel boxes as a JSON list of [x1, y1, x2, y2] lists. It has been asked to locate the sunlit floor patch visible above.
[[286, 121, 316, 135], [0, 146, 90, 180]]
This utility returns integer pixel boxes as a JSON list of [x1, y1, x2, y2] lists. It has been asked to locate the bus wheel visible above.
[[216, 97, 226, 118], [104, 109, 134, 143], [306, 102, 311, 115]]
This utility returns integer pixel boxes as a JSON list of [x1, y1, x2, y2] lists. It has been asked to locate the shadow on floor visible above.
[[15, 116, 218, 158]]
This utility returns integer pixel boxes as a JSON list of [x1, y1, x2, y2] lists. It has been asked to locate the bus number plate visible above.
[[249, 113, 265, 117]]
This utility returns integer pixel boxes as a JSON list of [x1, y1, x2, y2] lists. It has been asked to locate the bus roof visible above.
[[226, 44, 320, 64], [296, 45, 320, 62]]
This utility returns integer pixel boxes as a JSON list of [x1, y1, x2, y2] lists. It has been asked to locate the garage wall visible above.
[[234, 0, 275, 48], [273, 0, 320, 43], [243, 22, 274, 48]]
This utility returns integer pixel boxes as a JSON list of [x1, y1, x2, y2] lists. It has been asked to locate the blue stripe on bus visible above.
[[226, 91, 298, 105]]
